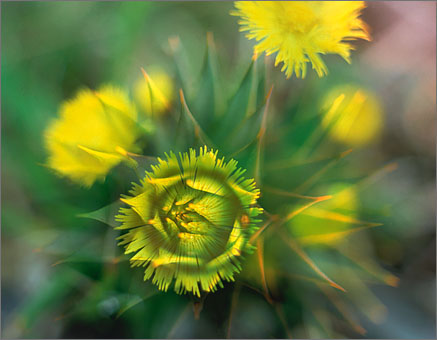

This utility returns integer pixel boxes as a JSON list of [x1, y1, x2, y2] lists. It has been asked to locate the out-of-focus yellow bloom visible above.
[[232, 1, 370, 78], [289, 183, 360, 245], [320, 183, 358, 212], [45, 85, 140, 186], [322, 85, 383, 147], [133, 69, 173, 117]]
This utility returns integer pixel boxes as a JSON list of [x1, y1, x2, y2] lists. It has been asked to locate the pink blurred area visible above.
[[362, 1, 436, 156]]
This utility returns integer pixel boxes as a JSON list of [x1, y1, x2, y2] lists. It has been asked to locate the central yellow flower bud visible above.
[[116, 147, 262, 297]]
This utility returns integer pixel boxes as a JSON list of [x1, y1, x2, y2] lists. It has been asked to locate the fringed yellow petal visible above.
[[232, 1, 370, 78]]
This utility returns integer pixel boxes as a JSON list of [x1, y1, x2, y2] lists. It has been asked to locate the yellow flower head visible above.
[[116, 147, 262, 297], [133, 68, 173, 117], [45, 85, 140, 186], [232, 1, 370, 78], [322, 85, 383, 147]]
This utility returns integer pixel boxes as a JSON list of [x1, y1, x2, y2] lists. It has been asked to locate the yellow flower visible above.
[[322, 85, 383, 147], [45, 85, 140, 186], [116, 147, 262, 297], [133, 68, 173, 117], [289, 183, 360, 245], [232, 1, 370, 78]]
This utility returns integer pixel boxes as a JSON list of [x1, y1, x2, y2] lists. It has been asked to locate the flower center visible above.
[[160, 189, 224, 243], [155, 178, 241, 252], [168, 204, 204, 235]]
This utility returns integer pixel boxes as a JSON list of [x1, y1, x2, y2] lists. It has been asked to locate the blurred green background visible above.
[[2, 1, 435, 338]]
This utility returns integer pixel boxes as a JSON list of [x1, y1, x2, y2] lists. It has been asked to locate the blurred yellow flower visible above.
[[232, 1, 370, 78], [45, 85, 140, 186], [133, 69, 173, 117], [319, 183, 358, 212], [322, 85, 383, 147], [289, 183, 360, 245]]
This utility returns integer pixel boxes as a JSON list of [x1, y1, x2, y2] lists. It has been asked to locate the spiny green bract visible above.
[[116, 146, 262, 297]]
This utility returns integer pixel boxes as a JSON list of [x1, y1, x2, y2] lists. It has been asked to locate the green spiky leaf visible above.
[[190, 33, 224, 129]]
